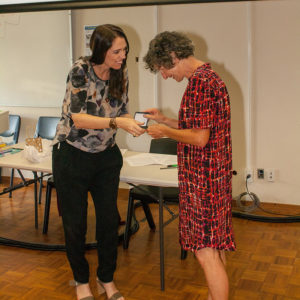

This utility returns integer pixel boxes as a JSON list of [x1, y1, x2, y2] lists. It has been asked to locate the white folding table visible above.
[[0, 146, 179, 290]]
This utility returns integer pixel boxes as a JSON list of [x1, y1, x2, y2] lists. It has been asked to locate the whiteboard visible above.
[[0, 10, 71, 107]]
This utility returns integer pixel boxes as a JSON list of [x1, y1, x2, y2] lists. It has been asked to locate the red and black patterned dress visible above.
[[178, 63, 236, 252]]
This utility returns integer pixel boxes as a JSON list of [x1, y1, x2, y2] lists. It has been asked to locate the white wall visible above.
[[1, 0, 299, 205], [152, 0, 300, 205], [157, 2, 250, 200], [250, 0, 300, 204]]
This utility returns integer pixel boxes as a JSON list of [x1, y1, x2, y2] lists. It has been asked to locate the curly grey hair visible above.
[[143, 31, 194, 73]]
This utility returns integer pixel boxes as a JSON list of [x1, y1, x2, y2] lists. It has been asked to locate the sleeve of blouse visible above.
[[189, 76, 215, 130], [64, 60, 89, 117]]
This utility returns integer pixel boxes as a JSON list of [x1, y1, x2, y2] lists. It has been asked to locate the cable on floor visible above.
[[233, 174, 300, 222]]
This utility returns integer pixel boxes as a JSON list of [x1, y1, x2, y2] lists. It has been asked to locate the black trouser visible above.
[[52, 141, 123, 283]]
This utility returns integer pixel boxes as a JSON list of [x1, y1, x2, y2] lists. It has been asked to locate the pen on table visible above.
[[0, 148, 13, 154], [160, 164, 178, 170], [0, 148, 23, 155]]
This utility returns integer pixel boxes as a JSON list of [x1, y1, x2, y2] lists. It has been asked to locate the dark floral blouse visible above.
[[53, 57, 129, 153]]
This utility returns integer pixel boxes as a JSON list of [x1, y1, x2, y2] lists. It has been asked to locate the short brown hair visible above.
[[143, 31, 194, 73]]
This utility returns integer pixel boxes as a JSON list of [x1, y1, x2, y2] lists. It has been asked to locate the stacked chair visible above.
[[32, 116, 60, 234], [0, 114, 21, 196]]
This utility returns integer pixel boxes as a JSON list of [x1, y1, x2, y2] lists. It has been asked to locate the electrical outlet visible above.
[[245, 168, 253, 183], [257, 168, 264, 179], [267, 168, 275, 182]]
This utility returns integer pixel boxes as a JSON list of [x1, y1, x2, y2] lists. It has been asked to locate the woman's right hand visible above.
[[143, 108, 166, 124], [116, 117, 145, 137]]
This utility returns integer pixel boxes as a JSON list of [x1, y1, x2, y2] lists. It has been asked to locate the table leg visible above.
[[33, 172, 38, 229], [159, 187, 165, 291], [127, 183, 167, 290]]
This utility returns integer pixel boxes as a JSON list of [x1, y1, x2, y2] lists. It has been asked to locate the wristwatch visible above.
[[109, 117, 117, 130]]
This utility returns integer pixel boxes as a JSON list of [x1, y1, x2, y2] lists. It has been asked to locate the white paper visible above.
[[125, 153, 177, 167], [23, 139, 52, 163]]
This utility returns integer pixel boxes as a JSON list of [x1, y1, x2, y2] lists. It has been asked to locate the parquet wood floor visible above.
[[0, 177, 300, 299]]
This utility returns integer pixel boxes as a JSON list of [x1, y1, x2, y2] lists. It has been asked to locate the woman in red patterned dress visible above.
[[143, 31, 236, 300]]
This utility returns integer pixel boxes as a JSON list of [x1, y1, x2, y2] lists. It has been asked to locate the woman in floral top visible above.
[[52, 24, 144, 300], [144, 31, 235, 300]]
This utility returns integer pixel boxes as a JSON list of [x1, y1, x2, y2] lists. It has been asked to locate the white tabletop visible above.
[[0, 146, 178, 187], [120, 151, 178, 187], [0, 146, 52, 173]]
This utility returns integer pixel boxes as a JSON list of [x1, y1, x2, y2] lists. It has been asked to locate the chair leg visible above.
[[42, 182, 52, 234], [181, 248, 187, 260], [56, 193, 62, 216], [9, 168, 15, 198], [38, 172, 43, 204], [141, 200, 156, 231], [123, 193, 135, 249]]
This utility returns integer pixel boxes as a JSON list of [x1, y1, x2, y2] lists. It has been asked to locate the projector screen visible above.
[[0, 0, 252, 14]]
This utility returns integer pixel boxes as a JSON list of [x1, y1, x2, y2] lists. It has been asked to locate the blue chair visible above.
[[0, 115, 21, 196], [34, 116, 60, 140], [34, 116, 60, 204]]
